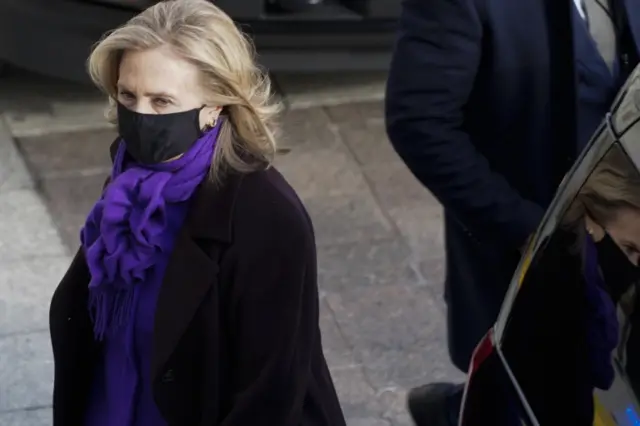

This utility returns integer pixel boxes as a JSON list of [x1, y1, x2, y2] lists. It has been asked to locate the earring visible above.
[[206, 116, 218, 129]]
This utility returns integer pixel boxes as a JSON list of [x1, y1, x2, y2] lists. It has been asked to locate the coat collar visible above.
[[110, 138, 240, 379]]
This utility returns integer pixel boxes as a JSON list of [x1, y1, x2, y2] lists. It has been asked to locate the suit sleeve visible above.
[[385, 0, 545, 249], [220, 196, 317, 426]]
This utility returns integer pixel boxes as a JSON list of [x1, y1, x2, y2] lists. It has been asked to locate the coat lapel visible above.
[[572, 6, 615, 86], [621, 0, 640, 57], [150, 226, 219, 380], [150, 171, 243, 382]]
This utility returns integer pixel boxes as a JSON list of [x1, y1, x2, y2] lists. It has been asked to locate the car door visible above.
[[462, 66, 640, 425]]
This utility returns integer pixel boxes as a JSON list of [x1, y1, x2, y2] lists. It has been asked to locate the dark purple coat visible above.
[[49, 142, 346, 426]]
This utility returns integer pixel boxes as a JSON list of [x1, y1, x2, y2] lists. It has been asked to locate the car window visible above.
[[493, 68, 640, 425]]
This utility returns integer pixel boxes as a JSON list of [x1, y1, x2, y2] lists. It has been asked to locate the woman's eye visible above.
[[153, 98, 170, 107], [118, 92, 134, 101]]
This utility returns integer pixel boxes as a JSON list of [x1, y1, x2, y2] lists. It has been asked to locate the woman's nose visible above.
[[131, 99, 155, 114]]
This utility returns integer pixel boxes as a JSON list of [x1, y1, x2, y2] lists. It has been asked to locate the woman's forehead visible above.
[[118, 47, 201, 97], [609, 208, 640, 242]]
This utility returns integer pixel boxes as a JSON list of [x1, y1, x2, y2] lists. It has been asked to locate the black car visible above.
[[460, 67, 640, 425], [0, 0, 398, 83]]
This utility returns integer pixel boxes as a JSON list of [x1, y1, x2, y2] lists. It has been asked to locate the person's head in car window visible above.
[[565, 146, 640, 293], [568, 148, 640, 263], [560, 146, 640, 398]]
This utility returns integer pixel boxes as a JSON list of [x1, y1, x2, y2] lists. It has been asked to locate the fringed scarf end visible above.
[[88, 287, 135, 341]]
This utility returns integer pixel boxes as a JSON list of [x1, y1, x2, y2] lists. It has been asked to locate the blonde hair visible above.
[[87, 0, 281, 180], [564, 146, 640, 229]]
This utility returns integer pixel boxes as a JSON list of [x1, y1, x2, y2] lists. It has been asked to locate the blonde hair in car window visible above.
[[564, 146, 640, 230]]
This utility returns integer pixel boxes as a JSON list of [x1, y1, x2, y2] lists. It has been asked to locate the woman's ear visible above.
[[585, 215, 605, 241], [199, 106, 222, 129]]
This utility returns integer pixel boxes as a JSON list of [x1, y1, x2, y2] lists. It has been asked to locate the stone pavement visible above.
[[0, 71, 463, 426]]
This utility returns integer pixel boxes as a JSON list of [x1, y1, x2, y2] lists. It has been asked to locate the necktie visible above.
[[582, 0, 618, 73]]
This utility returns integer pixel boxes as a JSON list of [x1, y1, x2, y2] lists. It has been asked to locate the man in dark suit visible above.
[[385, 0, 640, 424]]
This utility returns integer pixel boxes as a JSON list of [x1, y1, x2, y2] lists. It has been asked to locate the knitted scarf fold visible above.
[[80, 123, 221, 340]]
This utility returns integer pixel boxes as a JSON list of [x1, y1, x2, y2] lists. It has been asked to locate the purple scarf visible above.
[[80, 123, 221, 340], [583, 233, 619, 390]]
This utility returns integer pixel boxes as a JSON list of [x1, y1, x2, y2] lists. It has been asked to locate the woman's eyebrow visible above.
[[144, 91, 176, 99], [115, 84, 176, 99]]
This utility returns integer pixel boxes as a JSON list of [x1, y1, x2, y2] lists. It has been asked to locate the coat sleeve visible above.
[[385, 0, 545, 250], [220, 193, 318, 426]]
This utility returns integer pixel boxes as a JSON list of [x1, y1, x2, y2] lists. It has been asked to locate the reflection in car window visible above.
[[498, 144, 640, 425]]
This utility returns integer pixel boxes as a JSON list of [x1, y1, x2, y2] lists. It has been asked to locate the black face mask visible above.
[[117, 103, 205, 164], [595, 232, 640, 302]]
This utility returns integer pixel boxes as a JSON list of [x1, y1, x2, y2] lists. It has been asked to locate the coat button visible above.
[[161, 369, 175, 383]]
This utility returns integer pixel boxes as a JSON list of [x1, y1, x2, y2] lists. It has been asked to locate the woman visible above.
[[492, 144, 640, 425], [536, 145, 640, 423], [48, 1, 346, 425], [566, 147, 640, 299], [564, 145, 640, 406]]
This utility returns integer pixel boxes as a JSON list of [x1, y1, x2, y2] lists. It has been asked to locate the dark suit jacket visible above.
[[385, 0, 640, 370], [49, 147, 346, 426]]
